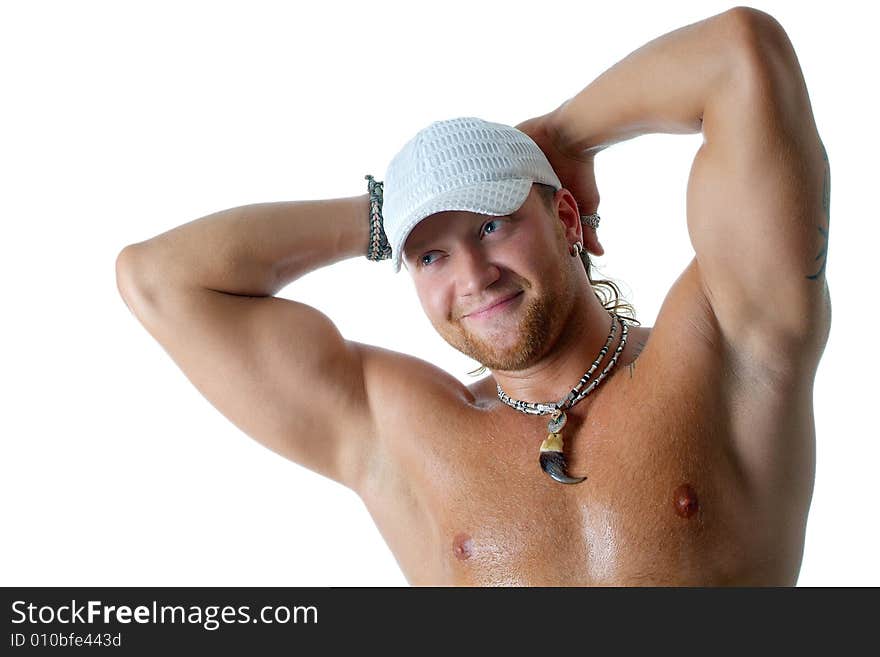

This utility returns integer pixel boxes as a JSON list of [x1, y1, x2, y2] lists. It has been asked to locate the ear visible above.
[[553, 188, 605, 257]]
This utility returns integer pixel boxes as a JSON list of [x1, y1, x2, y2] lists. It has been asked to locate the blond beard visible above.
[[431, 270, 578, 372]]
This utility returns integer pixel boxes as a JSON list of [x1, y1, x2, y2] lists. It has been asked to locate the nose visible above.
[[454, 243, 501, 297]]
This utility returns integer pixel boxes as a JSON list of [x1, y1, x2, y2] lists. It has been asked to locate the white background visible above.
[[1, 0, 875, 586]]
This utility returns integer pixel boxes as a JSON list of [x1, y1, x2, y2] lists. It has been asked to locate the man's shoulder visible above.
[[353, 341, 476, 411], [348, 341, 478, 504]]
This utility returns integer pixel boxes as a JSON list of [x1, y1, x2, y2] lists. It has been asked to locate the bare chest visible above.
[[416, 368, 752, 585], [362, 342, 813, 586]]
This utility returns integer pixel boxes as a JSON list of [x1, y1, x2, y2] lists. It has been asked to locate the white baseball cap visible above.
[[382, 116, 562, 273]]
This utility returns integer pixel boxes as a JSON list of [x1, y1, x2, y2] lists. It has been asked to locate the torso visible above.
[[358, 259, 818, 585]]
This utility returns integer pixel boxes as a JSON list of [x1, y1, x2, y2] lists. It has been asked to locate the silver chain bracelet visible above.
[[365, 174, 392, 261]]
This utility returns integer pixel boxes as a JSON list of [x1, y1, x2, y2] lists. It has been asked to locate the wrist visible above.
[[547, 100, 606, 159]]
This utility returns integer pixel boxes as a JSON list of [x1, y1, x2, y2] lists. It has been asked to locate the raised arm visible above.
[[546, 6, 831, 376], [115, 192, 382, 491]]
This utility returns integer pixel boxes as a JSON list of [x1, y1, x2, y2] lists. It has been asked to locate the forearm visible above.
[[121, 193, 372, 297], [546, 7, 751, 156]]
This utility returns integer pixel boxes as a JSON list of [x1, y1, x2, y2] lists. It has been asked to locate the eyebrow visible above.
[[405, 236, 431, 255], [404, 232, 450, 260]]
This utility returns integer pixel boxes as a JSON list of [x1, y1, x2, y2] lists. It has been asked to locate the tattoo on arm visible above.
[[807, 138, 830, 281]]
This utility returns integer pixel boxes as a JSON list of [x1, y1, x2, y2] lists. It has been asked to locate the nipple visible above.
[[673, 483, 699, 519], [452, 533, 474, 560]]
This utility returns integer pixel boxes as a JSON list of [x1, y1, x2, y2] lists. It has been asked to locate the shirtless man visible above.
[[115, 7, 831, 585]]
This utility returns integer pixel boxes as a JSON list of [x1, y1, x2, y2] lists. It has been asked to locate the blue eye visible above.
[[420, 252, 440, 267], [482, 219, 502, 235]]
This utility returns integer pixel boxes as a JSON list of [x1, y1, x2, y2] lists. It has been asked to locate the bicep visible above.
[[117, 262, 377, 490], [686, 8, 831, 374]]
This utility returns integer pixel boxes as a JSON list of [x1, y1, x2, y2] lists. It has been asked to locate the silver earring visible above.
[[570, 241, 583, 257]]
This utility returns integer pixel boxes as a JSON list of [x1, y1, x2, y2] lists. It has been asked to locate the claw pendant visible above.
[[539, 410, 586, 484]]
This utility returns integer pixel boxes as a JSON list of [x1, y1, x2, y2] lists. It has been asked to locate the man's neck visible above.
[[488, 292, 631, 410]]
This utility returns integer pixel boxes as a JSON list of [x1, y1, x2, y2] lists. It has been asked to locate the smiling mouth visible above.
[[464, 291, 523, 320]]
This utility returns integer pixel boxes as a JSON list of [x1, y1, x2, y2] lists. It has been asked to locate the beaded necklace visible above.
[[496, 311, 629, 484]]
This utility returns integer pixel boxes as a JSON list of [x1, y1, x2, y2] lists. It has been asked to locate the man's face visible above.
[[402, 186, 580, 371]]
